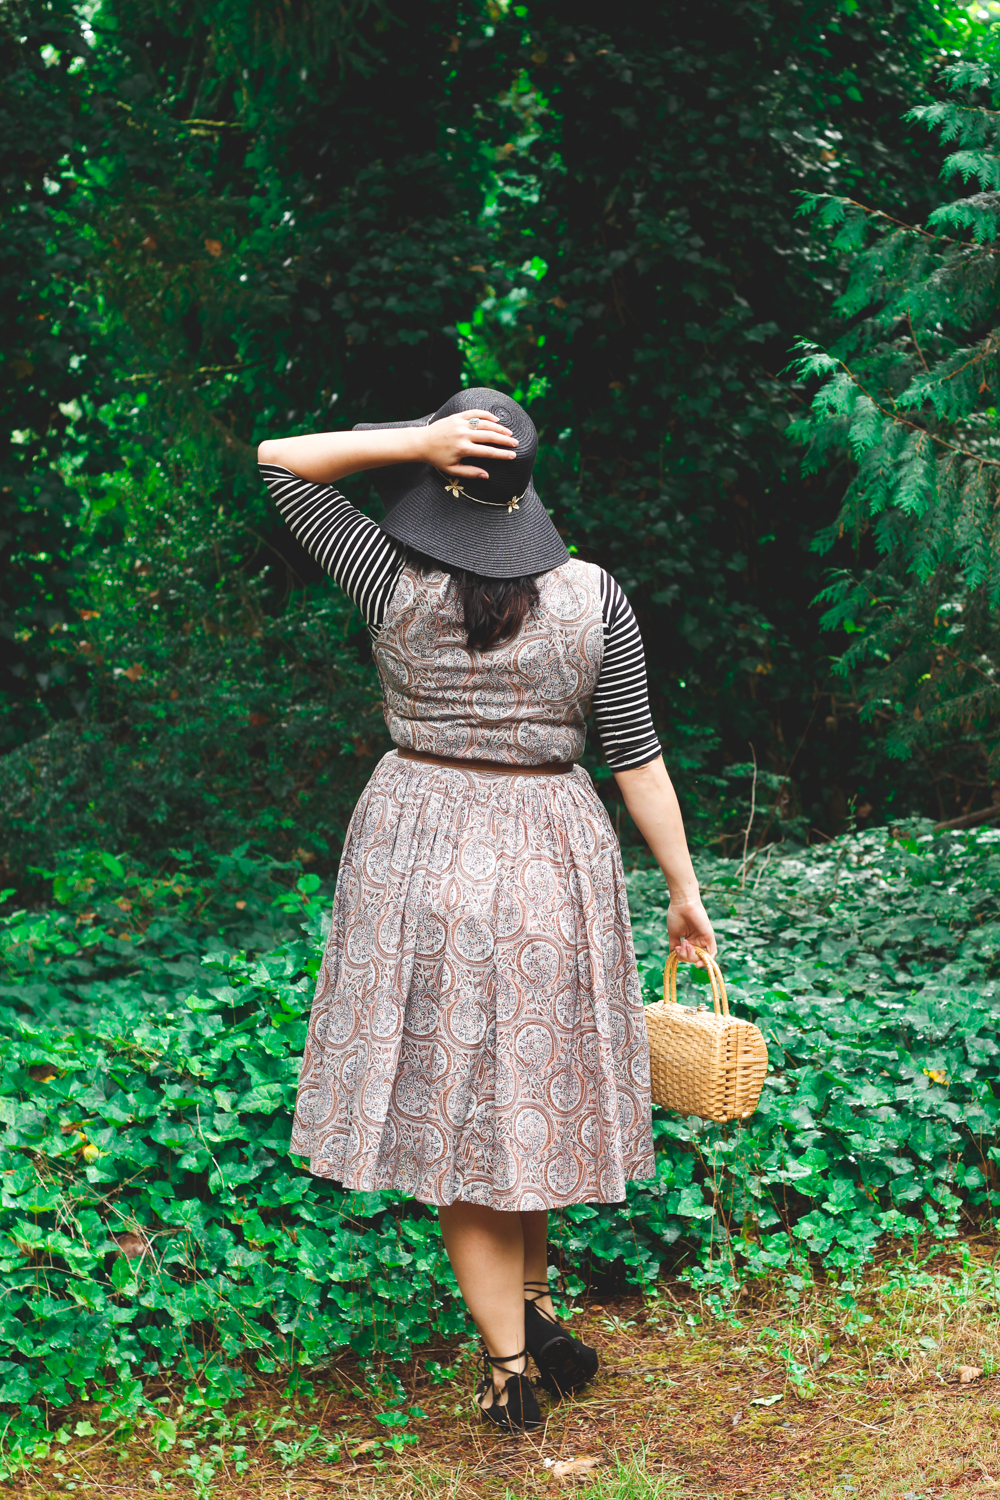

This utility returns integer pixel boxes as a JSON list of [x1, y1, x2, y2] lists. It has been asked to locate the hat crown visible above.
[[431, 387, 537, 507], [353, 387, 566, 578]]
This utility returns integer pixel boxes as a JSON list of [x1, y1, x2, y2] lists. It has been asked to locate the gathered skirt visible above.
[[289, 751, 655, 1209]]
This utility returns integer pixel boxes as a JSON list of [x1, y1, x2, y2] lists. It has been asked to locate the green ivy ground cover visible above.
[[0, 822, 998, 1471]]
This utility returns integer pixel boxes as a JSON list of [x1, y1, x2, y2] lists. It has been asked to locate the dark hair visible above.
[[405, 549, 540, 653]]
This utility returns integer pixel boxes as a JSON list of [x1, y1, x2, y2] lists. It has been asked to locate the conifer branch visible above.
[[934, 644, 997, 686], [829, 356, 1000, 467], [907, 312, 930, 372], [935, 338, 995, 389], [833, 196, 942, 242]]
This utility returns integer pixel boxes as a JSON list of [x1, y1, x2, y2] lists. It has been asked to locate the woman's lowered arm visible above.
[[613, 755, 717, 962]]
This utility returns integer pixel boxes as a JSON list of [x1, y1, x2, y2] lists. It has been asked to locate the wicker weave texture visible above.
[[644, 950, 768, 1122]]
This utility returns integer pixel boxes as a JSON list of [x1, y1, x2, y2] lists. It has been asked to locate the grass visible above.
[[9, 1236, 1000, 1499]]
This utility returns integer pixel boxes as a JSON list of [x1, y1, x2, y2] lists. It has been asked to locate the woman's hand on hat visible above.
[[257, 408, 517, 486], [421, 410, 517, 480]]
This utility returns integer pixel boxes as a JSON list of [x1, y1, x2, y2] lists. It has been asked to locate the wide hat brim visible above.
[[354, 396, 568, 579]]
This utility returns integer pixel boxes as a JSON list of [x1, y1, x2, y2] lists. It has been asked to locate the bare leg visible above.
[[521, 1206, 599, 1396], [438, 1202, 526, 1404], [520, 1209, 555, 1319]]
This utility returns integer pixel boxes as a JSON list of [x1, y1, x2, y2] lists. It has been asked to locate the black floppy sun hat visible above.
[[353, 387, 568, 579]]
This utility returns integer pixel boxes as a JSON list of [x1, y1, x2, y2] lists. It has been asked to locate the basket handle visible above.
[[663, 947, 729, 1017]]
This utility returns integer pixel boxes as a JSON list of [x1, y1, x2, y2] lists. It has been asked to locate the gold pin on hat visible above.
[[438, 471, 528, 513]]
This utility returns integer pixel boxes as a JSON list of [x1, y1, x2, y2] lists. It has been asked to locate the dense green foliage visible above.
[[793, 42, 1000, 802], [0, 0, 110, 748], [461, 0, 967, 830], [0, 510, 384, 876], [1, 823, 997, 1465], [1, 0, 490, 877], [3, 0, 994, 885]]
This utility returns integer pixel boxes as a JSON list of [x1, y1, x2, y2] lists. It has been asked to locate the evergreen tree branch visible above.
[[823, 353, 1000, 467], [907, 311, 930, 372], [811, 193, 945, 243]]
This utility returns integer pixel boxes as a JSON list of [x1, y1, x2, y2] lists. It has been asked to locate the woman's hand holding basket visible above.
[[667, 894, 716, 964]]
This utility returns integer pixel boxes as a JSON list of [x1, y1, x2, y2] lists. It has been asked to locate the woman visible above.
[[258, 387, 716, 1433]]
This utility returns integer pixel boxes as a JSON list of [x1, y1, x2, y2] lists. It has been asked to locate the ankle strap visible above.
[[524, 1280, 549, 1303], [484, 1347, 527, 1373]]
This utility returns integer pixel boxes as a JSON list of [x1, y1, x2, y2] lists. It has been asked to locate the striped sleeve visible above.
[[592, 571, 662, 772], [259, 463, 405, 634]]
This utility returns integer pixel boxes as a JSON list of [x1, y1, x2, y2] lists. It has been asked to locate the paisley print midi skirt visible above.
[[289, 751, 655, 1209]]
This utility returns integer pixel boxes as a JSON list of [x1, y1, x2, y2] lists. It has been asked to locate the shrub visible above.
[[0, 481, 389, 884]]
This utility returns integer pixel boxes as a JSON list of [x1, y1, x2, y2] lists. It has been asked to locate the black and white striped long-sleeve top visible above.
[[260, 464, 662, 772]]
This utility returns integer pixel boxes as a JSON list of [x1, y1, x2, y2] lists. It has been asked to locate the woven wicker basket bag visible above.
[[644, 947, 768, 1122]]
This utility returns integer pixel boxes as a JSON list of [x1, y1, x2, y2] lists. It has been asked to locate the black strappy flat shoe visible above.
[[474, 1347, 542, 1433], [523, 1282, 599, 1398]]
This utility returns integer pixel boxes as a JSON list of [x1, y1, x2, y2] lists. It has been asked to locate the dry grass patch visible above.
[[9, 1243, 1000, 1500]]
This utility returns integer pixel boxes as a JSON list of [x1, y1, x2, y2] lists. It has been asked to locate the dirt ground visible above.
[[10, 1251, 1000, 1500]]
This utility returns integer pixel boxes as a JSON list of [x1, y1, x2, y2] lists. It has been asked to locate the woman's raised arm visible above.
[[257, 410, 518, 484]]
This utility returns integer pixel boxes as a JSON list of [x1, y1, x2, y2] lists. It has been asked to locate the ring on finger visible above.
[[468, 417, 479, 430]]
